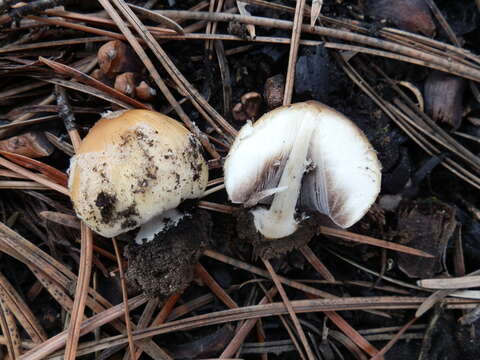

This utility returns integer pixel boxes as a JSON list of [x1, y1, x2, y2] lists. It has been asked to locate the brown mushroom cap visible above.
[[69, 109, 208, 237]]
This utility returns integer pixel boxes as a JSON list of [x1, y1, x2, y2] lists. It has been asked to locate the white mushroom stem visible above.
[[252, 116, 314, 239]]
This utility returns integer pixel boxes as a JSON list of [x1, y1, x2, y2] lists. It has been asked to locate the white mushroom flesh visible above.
[[224, 101, 381, 239]]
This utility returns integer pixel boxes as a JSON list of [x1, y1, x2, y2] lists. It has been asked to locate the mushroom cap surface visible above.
[[224, 101, 381, 229], [69, 109, 208, 237]]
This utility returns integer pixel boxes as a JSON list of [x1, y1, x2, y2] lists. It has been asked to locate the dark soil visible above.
[[125, 209, 212, 298], [234, 209, 322, 259]]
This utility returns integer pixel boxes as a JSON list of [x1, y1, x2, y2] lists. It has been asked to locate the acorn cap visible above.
[[224, 101, 381, 239], [69, 109, 208, 237]]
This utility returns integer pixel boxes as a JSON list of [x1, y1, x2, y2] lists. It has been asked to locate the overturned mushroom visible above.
[[69, 109, 208, 237], [224, 101, 381, 239]]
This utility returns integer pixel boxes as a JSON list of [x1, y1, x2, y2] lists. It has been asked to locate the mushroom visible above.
[[232, 92, 263, 123], [136, 81, 157, 102], [264, 74, 285, 110], [69, 109, 208, 238], [241, 92, 262, 119], [224, 101, 381, 239], [114, 72, 136, 97], [97, 40, 140, 78]]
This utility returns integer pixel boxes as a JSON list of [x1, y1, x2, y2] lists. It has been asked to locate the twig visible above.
[[55, 85, 81, 149]]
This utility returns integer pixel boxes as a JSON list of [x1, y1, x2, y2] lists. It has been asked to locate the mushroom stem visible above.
[[252, 116, 314, 239]]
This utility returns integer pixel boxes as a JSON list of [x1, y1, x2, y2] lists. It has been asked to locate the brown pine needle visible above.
[[263, 258, 315, 360], [0, 298, 18, 359], [220, 287, 277, 358], [319, 226, 434, 258], [155, 10, 480, 81], [371, 317, 417, 360], [22, 296, 479, 359], [198, 201, 237, 214], [205, 250, 334, 298], [323, 311, 380, 358], [40, 57, 148, 110], [0, 151, 67, 186], [63, 222, 93, 360], [300, 245, 335, 282], [21, 295, 148, 360], [104, 0, 237, 141], [196, 263, 238, 309], [283, 0, 306, 105], [133, 293, 180, 360], [0, 155, 69, 195], [0, 272, 47, 344], [112, 238, 136, 360], [128, 3, 185, 34], [97, 0, 223, 159]]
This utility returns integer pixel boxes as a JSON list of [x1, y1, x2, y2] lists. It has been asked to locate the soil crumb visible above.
[[234, 210, 319, 259], [125, 209, 212, 298]]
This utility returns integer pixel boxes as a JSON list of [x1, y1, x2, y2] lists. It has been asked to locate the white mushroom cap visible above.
[[224, 101, 381, 239], [69, 109, 208, 237]]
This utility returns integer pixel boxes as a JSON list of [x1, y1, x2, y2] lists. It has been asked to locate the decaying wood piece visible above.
[[394, 200, 457, 278], [425, 71, 466, 129], [0, 131, 53, 158]]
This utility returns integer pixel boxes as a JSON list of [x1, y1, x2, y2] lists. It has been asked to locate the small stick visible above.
[[55, 85, 81, 149]]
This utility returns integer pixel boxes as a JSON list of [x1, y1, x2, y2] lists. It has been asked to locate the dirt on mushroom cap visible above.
[[69, 109, 208, 237]]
